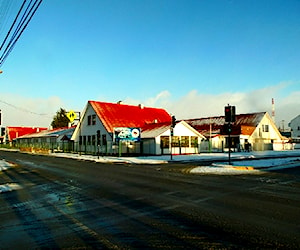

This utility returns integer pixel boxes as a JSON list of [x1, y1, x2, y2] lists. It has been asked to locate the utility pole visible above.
[[170, 115, 176, 160], [224, 105, 236, 165]]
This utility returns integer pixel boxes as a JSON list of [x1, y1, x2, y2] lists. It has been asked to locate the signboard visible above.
[[66, 110, 77, 123], [114, 127, 141, 142]]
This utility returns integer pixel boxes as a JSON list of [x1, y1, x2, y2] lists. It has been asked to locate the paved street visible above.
[[0, 151, 300, 249]]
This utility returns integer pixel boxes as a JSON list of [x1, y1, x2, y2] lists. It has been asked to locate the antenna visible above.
[[272, 98, 275, 123]]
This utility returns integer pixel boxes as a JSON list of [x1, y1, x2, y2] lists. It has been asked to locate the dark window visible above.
[[87, 115, 91, 125], [102, 134, 107, 145], [191, 136, 198, 147], [92, 115, 96, 125], [263, 124, 269, 132], [161, 136, 169, 148]]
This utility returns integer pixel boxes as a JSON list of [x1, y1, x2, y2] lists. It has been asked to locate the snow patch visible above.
[[0, 159, 14, 171], [0, 183, 22, 193]]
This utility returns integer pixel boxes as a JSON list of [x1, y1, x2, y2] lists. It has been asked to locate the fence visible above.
[[12, 140, 142, 156]]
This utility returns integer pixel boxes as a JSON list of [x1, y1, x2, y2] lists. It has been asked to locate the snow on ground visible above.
[[0, 159, 14, 171], [50, 150, 300, 175], [0, 159, 22, 193], [0, 183, 22, 193]]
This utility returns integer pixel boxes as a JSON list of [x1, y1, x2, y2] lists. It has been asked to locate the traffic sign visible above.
[[66, 110, 77, 122]]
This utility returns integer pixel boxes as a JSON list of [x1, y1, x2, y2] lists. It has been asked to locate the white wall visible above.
[[290, 115, 300, 137]]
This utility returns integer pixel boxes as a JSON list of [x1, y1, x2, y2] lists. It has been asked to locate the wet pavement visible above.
[[0, 151, 300, 249]]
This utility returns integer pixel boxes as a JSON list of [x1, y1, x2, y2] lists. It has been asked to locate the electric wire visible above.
[[0, 0, 43, 67], [0, 99, 52, 118]]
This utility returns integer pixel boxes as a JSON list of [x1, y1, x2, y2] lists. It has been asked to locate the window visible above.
[[298, 126, 300, 131], [92, 135, 96, 145], [181, 136, 189, 147], [92, 115, 96, 125], [171, 136, 180, 147], [87, 115, 96, 125], [87, 136, 91, 145], [102, 134, 107, 145], [160, 136, 169, 148], [191, 136, 198, 147], [262, 124, 269, 132]]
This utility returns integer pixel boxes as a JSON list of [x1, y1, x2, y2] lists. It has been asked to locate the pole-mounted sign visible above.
[[66, 110, 77, 123]]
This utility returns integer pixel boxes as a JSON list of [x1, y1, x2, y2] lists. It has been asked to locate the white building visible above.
[[185, 112, 290, 151], [71, 100, 205, 155], [289, 115, 300, 138]]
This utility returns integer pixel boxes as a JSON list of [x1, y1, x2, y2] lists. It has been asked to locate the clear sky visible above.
[[0, 0, 299, 129]]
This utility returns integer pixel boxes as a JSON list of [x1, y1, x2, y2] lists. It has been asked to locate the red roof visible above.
[[7, 127, 48, 141], [89, 101, 171, 133], [185, 112, 266, 137]]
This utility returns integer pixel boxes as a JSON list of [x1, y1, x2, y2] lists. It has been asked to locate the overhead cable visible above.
[[0, 0, 43, 67]]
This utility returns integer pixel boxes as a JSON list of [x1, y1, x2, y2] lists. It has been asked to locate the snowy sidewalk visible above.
[[48, 150, 300, 174], [1, 148, 300, 175]]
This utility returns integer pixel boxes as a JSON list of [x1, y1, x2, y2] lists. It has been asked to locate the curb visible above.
[[231, 166, 254, 170]]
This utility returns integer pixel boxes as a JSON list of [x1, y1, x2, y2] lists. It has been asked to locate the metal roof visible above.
[[185, 112, 266, 137], [16, 127, 75, 140], [7, 127, 48, 141], [89, 101, 171, 133], [141, 122, 170, 138]]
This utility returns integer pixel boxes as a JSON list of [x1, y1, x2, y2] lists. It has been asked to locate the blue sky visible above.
[[0, 0, 299, 127]]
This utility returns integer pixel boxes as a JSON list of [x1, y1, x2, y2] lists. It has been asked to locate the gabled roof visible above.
[[7, 126, 48, 141], [185, 112, 266, 137], [89, 101, 171, 133], [141, 120, 206, 139], [141, 122, 170, 138], [16, 126, 75, 140]]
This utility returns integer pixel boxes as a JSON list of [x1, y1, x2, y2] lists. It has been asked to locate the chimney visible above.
[[117, 101, 123, 104], [138, 104, 144, 109]]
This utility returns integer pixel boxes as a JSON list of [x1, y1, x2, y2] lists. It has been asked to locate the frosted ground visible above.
[[50, 150, 300, 175], [0, 150, 300, 192]]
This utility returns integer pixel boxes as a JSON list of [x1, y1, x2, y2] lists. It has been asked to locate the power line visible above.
[[0, 0, 43, 67], [0, 99, 52, 117]]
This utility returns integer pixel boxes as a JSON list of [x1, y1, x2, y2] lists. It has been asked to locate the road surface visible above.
[[0, 151, 299, 249]]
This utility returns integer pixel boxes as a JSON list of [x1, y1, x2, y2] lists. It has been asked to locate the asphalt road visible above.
[[0, 151, 300, 249]]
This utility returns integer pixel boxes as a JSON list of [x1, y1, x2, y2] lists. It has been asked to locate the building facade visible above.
[[185, 112, 289, 152], [71, 101, 205, 155]]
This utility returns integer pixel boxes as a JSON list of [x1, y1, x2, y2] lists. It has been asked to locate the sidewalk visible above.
[[1, 148, 300, 174], [50, 149, 300, 165], [48, 150, 300, 175]]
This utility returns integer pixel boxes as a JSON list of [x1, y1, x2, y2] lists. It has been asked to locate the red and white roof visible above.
[[89, 101, 172, 133], [6, 127, 48, 141]]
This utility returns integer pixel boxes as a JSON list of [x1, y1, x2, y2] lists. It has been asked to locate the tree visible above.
[[51, 108, 69, 129]]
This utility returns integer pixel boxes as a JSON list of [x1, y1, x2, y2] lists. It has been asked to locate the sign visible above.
[[114, 127, 141, 142], [66, 110, 77, 122]]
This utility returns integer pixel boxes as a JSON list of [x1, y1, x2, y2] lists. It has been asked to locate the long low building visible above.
[[8, 101, 294, 155]]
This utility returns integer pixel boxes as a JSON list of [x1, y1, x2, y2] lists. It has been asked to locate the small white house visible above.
[[142, 121, 205, 155]]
